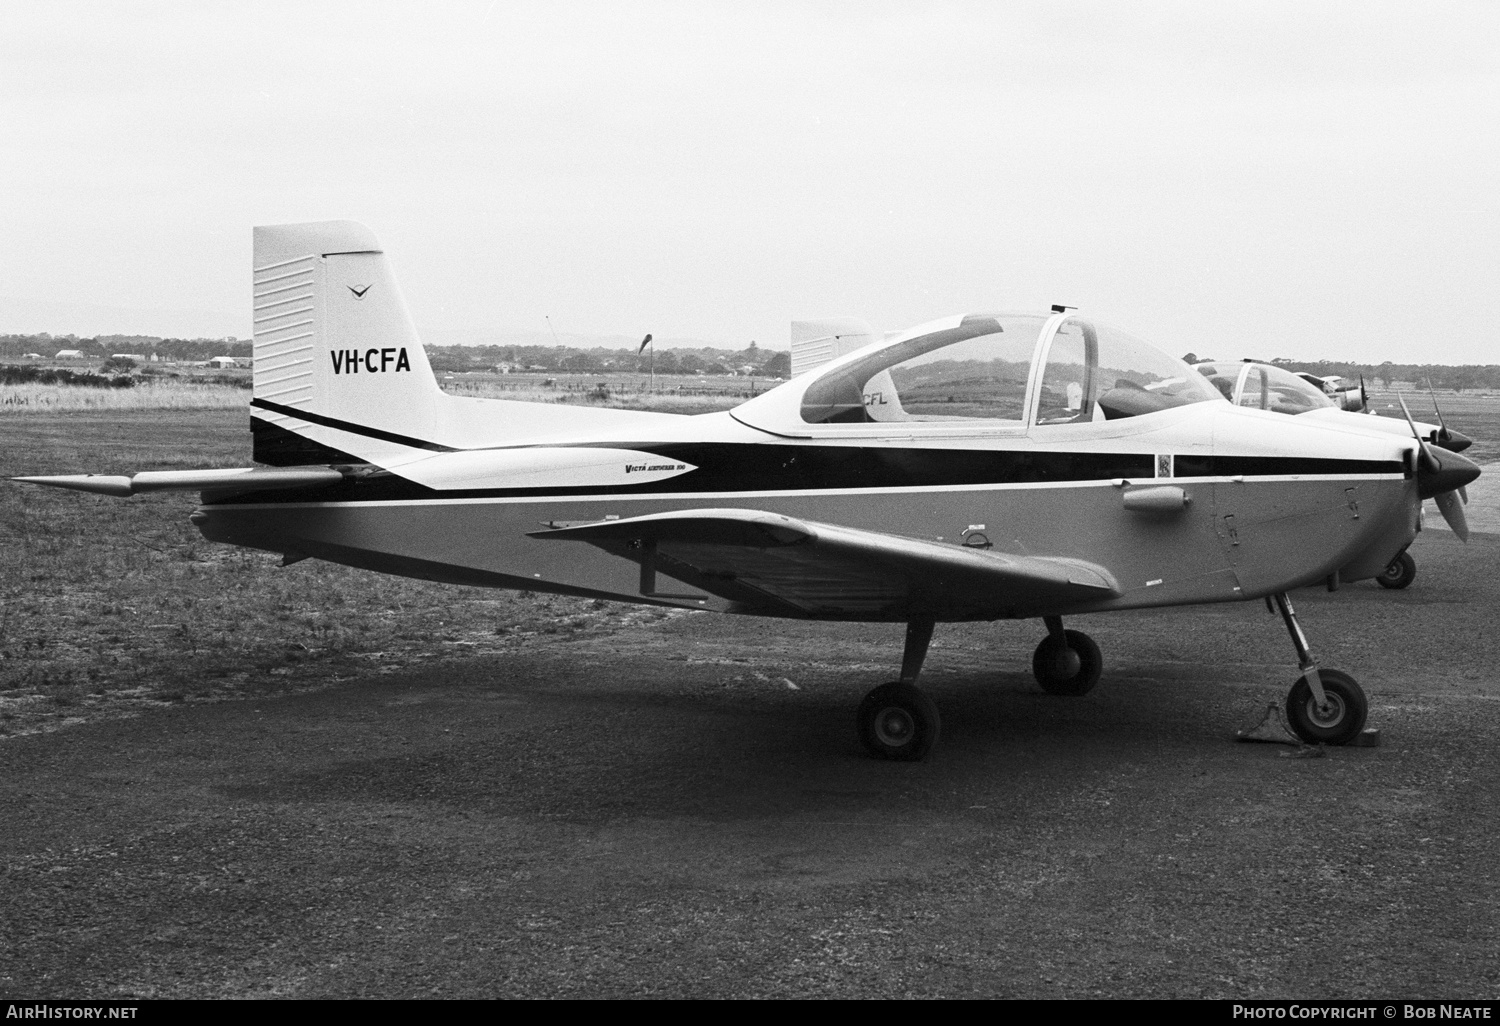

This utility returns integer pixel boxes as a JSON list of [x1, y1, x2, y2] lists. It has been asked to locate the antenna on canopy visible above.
[[1051, 304, 1077, 314]]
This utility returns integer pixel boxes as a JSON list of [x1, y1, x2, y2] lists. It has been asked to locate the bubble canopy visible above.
[[1194, 361, 1338, 414], [747, 311, 1221, 434]]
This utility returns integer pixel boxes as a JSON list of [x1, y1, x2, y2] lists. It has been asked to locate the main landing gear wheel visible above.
[[1376, 550, 1417, 590], [857, 682, 941, 762], [1032, 629, 1102, 696], [1285, 669, 1368, 746]]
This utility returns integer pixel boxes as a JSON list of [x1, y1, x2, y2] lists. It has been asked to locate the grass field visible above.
[[5, 386, 1497, 739], [0, 410, 682, 737]]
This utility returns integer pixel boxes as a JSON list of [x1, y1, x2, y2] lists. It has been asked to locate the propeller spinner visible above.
[[1398, 395, 1481, 541]]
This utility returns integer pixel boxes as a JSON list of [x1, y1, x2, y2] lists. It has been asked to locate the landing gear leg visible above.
[[1270, 592, 1368, 745], [1031, 615, 1102, 696], [856, 617, 941, 761]]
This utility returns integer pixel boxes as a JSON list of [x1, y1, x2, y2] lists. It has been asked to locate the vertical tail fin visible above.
[[251, 221, 447, 466], [789, 317, 877, 377]]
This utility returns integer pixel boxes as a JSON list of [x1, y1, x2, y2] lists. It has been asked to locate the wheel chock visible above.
[[1235, 703, 1301, 745]]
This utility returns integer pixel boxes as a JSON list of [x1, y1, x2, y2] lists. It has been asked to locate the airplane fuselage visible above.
[[194, 401, 1417, 621]]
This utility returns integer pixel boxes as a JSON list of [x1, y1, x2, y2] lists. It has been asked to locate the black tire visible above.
[[1032, 629, 1103, 696], [1284, 669, 1368, 745], [1376, 550, 1416, 590], [857, 682, 940, 761]]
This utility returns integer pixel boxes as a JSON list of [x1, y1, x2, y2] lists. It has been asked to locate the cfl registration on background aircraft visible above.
[[15, 222, 1480, 761]]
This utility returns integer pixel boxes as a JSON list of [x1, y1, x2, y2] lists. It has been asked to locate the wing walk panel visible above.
[[530, 508, 1120, 621]]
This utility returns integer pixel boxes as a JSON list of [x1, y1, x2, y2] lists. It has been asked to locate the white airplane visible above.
[[14, 221, 1482, 761], [1289, 372, 1367, 412], [1194, 359, 1476, 590]]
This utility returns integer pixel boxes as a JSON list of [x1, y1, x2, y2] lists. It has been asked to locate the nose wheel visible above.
[[1270, 593, 1369, 745], [1376, 549, 1416, 590], [1285, 668, 1368, 745], [1031, 616, 1102, 696]]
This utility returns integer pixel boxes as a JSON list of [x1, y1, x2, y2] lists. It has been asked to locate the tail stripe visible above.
[[250, 397, 456, 453]]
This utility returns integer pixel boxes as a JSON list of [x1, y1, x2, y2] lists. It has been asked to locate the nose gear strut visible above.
[[1268, 592, 1369, 745]]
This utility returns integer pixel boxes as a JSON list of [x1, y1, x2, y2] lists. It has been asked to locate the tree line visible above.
[[1189, 356, 1500, 393], [3, 332, 1493, 391], [0, 334, 792, 378], [425, 342, 790, 378], [0, 333, 252, 363]]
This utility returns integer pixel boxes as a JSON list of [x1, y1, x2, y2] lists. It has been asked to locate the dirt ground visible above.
[[2, 523, 1498, 998]]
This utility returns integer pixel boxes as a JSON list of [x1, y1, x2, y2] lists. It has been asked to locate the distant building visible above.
[[55, 349, 85, 360], [22, 353, 43, 359], [208, 356, 245, 368], [110, 353, 146, 361]]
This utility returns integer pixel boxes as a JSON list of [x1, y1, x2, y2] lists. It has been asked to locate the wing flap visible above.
[[530, 508, 1119, 619]]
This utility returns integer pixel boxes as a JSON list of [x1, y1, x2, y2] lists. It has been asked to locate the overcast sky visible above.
[[3, 1, 1497, 362]]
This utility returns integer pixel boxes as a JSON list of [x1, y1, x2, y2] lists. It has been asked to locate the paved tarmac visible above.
[[3, 504, 1499, 998]]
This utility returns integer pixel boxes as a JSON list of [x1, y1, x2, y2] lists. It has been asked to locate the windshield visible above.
[[1041, 319, 1221, 422], [1195, 361, 1336, 413]]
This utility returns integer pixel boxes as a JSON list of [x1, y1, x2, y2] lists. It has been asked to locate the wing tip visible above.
[[12, 474, 135, 497]]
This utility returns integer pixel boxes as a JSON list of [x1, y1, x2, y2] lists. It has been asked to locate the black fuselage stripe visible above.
[[222, 424, 1405, 505], [250, 398, 456, 452]]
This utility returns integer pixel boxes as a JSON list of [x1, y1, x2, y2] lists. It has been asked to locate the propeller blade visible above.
[[1396, 393, 1418, 433], [1435, 488, 1470, 542], [1426, 378, 1452, 444], [1396, 395, 1437, 472], [1359, 373, 1368, 412], [1460, 485, 1469, 505]]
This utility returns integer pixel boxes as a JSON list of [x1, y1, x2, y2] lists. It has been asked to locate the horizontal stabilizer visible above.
[[13, 466, 345, 497], [532, 508, 1119, 619], [393, 448, 698, 491]]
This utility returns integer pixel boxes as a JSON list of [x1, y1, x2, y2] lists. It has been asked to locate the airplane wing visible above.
[[530, 508, 1120, 620]]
